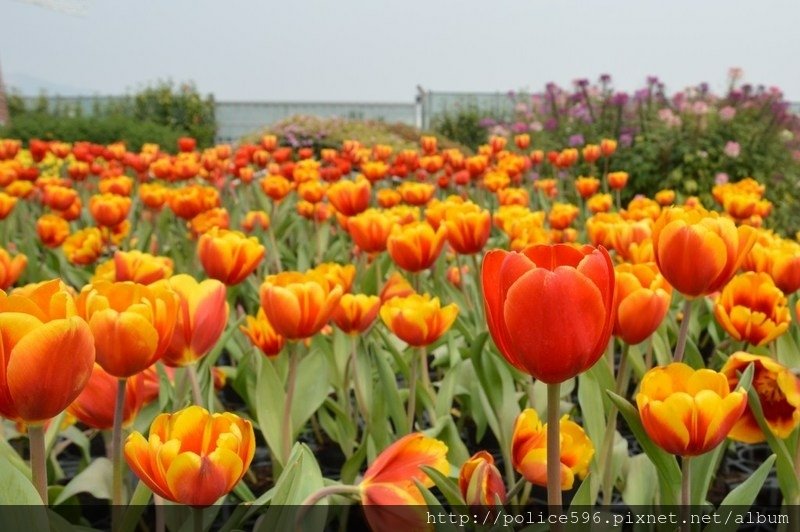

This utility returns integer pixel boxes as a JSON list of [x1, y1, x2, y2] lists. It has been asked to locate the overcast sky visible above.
[[2, 0, 799, 103]]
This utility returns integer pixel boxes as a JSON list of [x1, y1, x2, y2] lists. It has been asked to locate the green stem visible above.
[[406, 347, 419, 430], [112, 378, 127, 529], [154, 494, 165, 532], [469, 253, 484, 326], [187, 364, 204, 407], [418, 347, 437, 427], [299, 483, 361, 507], [547, 382, 562, 510], [350, 336, 369, 424], [681, 457, 692, 531], [674, 298, 693, 363], [281, 346, 300, 465], [193, 507, 204, 532], [600, 343, 630, 505], [28, 423, 48, 505]]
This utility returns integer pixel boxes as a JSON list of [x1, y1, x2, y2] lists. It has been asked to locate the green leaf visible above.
[[690, 444, 727, 505], [570, 473, 595, 506], [420, 465, 465, 507], [0, 450, 44, 506], [621, 453, 657, 506], [776, 331, 800, 368], [255, 355, 286, 464], [291, 349, 330, 438], [720, 454, 776, 506], [607, 391, 681, 504], [53, 457, 112, 505], [119, 482, 152, 532], [373, 345, 407, 435]]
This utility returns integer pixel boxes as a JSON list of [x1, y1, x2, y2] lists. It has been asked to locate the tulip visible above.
[[587, 193, 613, 213], [139, 183, 169, 210], [720, 352, 800, 443], [309, 262, 356, 293], [259, 272, 342, 340], [497, 187, 529, 207], [652, 207, 756, 298], [0, 247, 26, 290], [77, 281, 178, 378], [327, 177, 371, 216], [332, 293, 381, 334], [607, 171, 629, 190], [42, 185, 78, 211], [582, 144, 601, 164], [376, 188, 402, 208], [95, 250, 174, 285], [198, 228, 265, 285], [168, 185, 220, 220], [655, 189, 676, 206], [36, 214, 70, 248], [398, 182, 435, 206], [359, 433, 449, 530], [714, 272, 790, 346], [347, 209, 396, 253], [380, 293, 458, 347], [459, 451, 507, 507], [511, 409, 594, 490], [162, 275, 230, 367], [68, 364, 151, 429], [124, 406, 255, 507], [482, 244, 614, 384], [575, 176, 600, 199], [636, 363, 746, 456], [548, 203, 580, 230], [189, 207, 230, 236], [514, 134, 531, 150], [239, 308, 286, 357], [600, 139, 617, 157], [379, 272, 416, 302], [260, 175, 294, 202], [614, 263, 672, 345], [444, 207, 491, 255], [63, 227, 104, 266], [241, 210, 270, 233], [387, 222, 446, 273], [89, 193, 132, 227]]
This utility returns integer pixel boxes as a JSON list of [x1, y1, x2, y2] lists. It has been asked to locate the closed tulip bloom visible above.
[[309, 263, 356, 293], [636, 363, 747, 456], [379, 293, 458, 347], [444, 208, 491, 255], [600, 138, 617, 157], [0, 278, 77, 321], [198, 228, 265, 285], [168, 185, 220, 220], [574, 176, 600, 199], [100, 250, 174, 285], [548, 203, 580, 230], [327, 177, 371, 216], [189, 208, 230, 236], [743, 236, 800, 295], [68, 364, 150, 429], [482, 244, 614, 383], [387, 222, 446, 272], [241, 210, 270, 233], [36, 214, 70, 248], [714, 272, 790, 346], [0, 248, 26, 290], [398, 182, 436, 206], [607, 171, 629, 190], [239, 308, 286, 357], [376, 188, 402, 209], [614, 263, 672, 345], [162, 275, 230, 367], [652, 207, 756, 298], [655, 189, 676, 206], [124, 406, 255, 507], [379, 272, 416, 302], [0, 313, 95, 423], [497, 187, 529, 207], [259, 272, 343, 340], [77, 281, 179, 378], [139, 183, 169, 210], [511, 409, 594, 490], [89, 193, 132, 227], [63, 227, 104, 266], [260, 175, 294, 202], [0, 191, 17, 219], [347, 209, 396, 253], [332, 293, 381, 334], [720, 352, 800, 443], [459, 451, 507, 507], [42, 185, 78, 211], [582, 144, 601, 164]]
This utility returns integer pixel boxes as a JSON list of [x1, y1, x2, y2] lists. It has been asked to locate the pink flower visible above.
[[715, 172, 730, 185], [724, 141, 741, 158], [719, 106, 737, 122]]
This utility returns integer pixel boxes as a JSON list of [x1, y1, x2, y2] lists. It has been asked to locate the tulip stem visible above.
[[112, 378, 127, 529], [193, 507, 204, 532], [681, 457, 692, 530], [407, 347, 419, 430], [299, 483, 362, 506], [600, 343, 630, 505], [28, 423, 48, 505], [187, 364, 204, 407], [418, 347, 437, 426], [546, 382, 562, 511], [674, 298, 693, 363], [281, 346, 300, 465], [470, 253, 484, 325]]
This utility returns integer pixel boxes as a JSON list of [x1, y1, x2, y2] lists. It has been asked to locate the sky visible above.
[[2, 0, 800, 103]]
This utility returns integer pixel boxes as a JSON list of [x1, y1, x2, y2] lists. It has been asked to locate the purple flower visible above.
[[634, 88, 650, 103], [511, 122, 529, 134], [574, 78, 589, 89], [646, 76, 660, 86], [724, 141, 741, 158], [568, 134, 585, 147], [599, 73, 612, 84], [619, 133, 633, 147], [544, 118, 558, 131], [612, 92, 629, 106], [479, 117, 497, 128]]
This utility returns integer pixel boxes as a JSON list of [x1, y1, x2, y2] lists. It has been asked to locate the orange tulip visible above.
[[241, 210, 270, 233], [259, 272, 343, 340], [124, 406, 255, 507], [89, 193, 132, 227], [309, 262, 356, 293], [511, 409, 594, 490], [332, 293, 381, 334], [514, 134, 531, 150], [347, 209, 395, 254], [359, 433, 449, 529], [636, 363, 747, 456], [168, 185, 220, 220], [361, 160, 390, 183], [93, 250, 174, 285], [613, 262, 672, 345], [36, 214, 70, 248], [398, 182, 435, 206], [0, 192, 17, 219], [380, 293, 458, 346], [0, 247, 26, 290], [239, 308, 286, 357], [548, 203, 580, 230], [574, 176, 600, 199], [42, 185, 78, 211], [197, 228, 265, 285], [497, 187, 529, 207], [743, 235, 800, 295], [139, 183, 169, 210], [376, 188, 402, 208], [587, 193, 613, 214], [459, 451, 507, 507], [652, 207, 756, 298], [297, 180, 328, 204], [720, 352, 800, 443], [68, 364, 151, 429], [655, 189, 676, 206], [482, 244, 615, 383], [379, 272, 416, 302], [600, 138, 617, 157], [387, 222, 446, 273], [189, 207, 230, 236], [607, 171, 629, 190], [326, 177, 371, 216], [444, 207, 491, 255], [63, 227, 104, 266], [582, 144, 601, 164], [99, 176, 133, 196], [713, 272, 790, 346], [162, 275, 230, 367], [76, 281, 178, 378], [0, 313, 95, 423]]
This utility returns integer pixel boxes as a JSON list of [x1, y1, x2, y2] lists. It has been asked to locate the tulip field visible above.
[[0, 125, 799, 531]]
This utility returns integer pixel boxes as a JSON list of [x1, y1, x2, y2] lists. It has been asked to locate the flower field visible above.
[[0, 125, 799, 530]]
